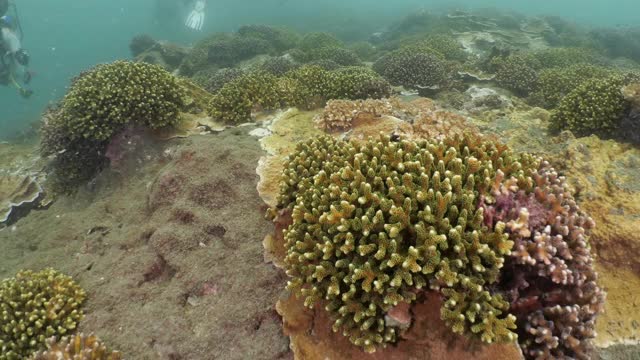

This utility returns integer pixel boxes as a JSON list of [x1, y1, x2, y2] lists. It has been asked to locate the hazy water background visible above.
[[1, 0, 639, 140]]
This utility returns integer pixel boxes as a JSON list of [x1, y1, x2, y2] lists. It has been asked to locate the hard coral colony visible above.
[[271, 134, 603, 359]]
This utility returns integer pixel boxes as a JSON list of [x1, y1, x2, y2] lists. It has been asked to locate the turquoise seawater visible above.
[[1, 0, 640, 139]]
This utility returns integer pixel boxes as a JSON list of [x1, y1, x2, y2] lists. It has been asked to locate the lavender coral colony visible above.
[[270, 134, 604, 359]]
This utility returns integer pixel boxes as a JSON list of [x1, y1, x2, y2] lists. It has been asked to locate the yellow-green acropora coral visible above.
[[551, 74, 631, 135], [60, 60, 186, 141], [272, 134, 540, 352], [30, 333, 121, 360], [0, 269, 86, 360], [532, 64, 612, 108]]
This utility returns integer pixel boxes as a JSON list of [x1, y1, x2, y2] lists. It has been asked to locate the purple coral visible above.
[[481, 163, 604, 359]]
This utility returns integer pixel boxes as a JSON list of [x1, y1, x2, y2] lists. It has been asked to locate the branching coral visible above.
[[531, 64, 611, 108], [330, 67, 392, 100], [207, 33, 272, 67], [527, 47, 600, 70], [271, 133, 604, 358], [192, 67, 245, 94], [40, 61, 186, 192], [305, 46, 362, 66], [482, 163, 604, 359], [401, 34, 468, 62], [492, 54, 539, 96], [237, 24, 300, 53], [0, 269, 86, 359], [208, 71, 282, 123], [349, 42, 377, 62], [550, 74, 631, 135], [299, 32, 344, 53], [283, 65, 335, 101], [272, 134, 529, 352], [373, 46, 452, 92], [179, 33, 228, 76], [30, 333, 121, 360], [208, 65, 392, 123], [58, 61, 186, 141], [258, 56, 299, 77]]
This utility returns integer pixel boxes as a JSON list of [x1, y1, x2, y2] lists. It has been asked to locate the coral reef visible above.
[[57, 61, 186, 141], [180, 27, 293, 75], [283, 65, 334, 103], [208, 65, 392, 124], [527, 47, 600, 69], [269, 130, 603, 357], [39, 61, 187, 192], [272, 134, 525, 351], [134, 40, 188, 72], [258, 56, 299, 77], [305, 46, 362, 66], [400, 34, 468, 62], [237, 25, 300, 53], [30, 334, 121, 360], [589, 27, 640, 63], [531, 64, 611, 108], [373, 46, 452, 93], [492, 54, 539, 96], [0, 269, 86, 359], [208, 71, 283, 123], [550, 74, 630, 135], [330, 67, 392, 100], [193, 67, 245, 94], [179, 33, 227, 76], [299, 32, 343, 53], [349, 42, 377, 62], [207, 34, 272, 68], [482, 164, 605, 359]]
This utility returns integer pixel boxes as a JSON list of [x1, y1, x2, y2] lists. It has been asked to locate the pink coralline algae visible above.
[[481, 162, 604, 359], [105, 125, 145, 170]]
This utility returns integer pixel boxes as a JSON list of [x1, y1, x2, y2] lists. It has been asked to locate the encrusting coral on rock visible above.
[[268, 132, 604, 358], [30, 333, 121, 360], [0, 269, 86, 359]]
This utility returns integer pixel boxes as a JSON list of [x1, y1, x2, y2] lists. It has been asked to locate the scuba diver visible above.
[[0, 0, 32, 98], [185, 0, 206, 31], [155, 0, 206, 31]]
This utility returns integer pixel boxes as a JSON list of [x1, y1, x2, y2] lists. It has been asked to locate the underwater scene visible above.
[[1, 0, 640, 359]]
